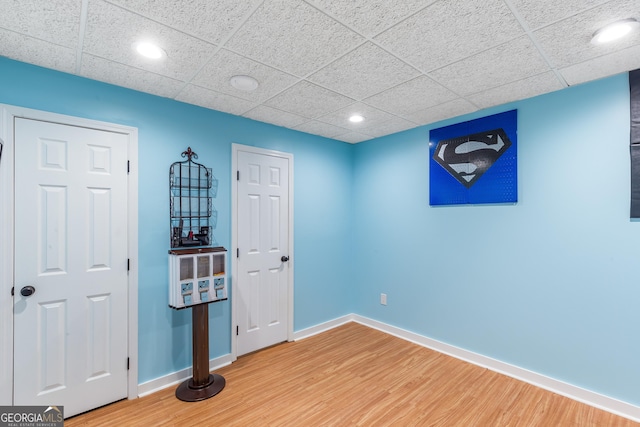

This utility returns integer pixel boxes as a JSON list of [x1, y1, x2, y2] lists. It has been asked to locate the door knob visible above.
[[20, 285, 36, 297], [281, 256, 290, 262]]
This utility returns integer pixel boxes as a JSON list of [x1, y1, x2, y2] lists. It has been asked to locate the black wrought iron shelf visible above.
[[169, 147, 218, 248]]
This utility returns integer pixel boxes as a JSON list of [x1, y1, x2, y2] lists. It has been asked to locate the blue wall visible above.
[[352, 74, 640, 405], [0, 57, 355, 383], [2, 56, 638, 407]]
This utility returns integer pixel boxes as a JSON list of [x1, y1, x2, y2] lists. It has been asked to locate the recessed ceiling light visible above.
[[230, 75, 259, 91], [133, 41, 166, 59], [349, 114, 364, 123], [591, 18, 639, 44]]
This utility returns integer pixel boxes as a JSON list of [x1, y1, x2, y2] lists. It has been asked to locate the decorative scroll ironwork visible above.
[[169, 147, 218, 248]]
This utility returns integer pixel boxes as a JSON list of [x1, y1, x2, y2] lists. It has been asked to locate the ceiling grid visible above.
[[0, 0, 638, 143]]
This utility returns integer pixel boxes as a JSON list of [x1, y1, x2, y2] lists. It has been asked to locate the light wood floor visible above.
[[66, 322, 637, 426]]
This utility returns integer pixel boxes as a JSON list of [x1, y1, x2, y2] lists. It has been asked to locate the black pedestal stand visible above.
[[175, 304, 225, 401]]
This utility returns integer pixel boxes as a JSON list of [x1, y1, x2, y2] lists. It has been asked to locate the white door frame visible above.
[[231, 143, 294, 359], [0, 104, 139, 405]]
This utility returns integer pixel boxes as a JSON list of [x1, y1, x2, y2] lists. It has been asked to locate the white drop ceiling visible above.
[[1, 0, 639, 143]]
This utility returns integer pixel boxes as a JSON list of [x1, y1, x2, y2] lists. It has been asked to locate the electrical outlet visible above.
[[380, 293, 387, 305]]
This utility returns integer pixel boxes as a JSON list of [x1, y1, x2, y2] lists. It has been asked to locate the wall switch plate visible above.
[[380, 293, 387, 305]]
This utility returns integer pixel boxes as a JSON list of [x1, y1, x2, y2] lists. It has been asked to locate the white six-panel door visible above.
[[13, 118, 129, 417], [236, 149, 291, 356]]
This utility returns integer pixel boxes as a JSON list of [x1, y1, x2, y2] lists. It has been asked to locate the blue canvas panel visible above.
[[429, 109, 517, 205]]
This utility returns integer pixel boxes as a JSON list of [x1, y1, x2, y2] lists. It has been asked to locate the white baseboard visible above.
[[292, 314, 354, 341], [350, 314, 640, 423], [138, 353, 234, 397]]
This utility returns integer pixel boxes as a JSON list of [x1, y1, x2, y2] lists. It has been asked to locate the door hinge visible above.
[[11, 287, 14, 296], [127, 357, 130, 370], [237, 170, 239, 181], [237, 248, 239, 258], [127, 259, 130, 271], [236, 326, 239, 336], [127, 160, 130, 174]]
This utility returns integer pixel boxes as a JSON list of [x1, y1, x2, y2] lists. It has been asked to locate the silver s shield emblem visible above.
[[432, 128, 512, 188]]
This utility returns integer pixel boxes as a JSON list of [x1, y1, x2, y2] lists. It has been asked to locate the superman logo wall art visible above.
[[429, 110, 517, 206]]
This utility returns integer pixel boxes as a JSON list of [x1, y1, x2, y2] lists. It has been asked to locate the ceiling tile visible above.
[[509, 0, 608, 30], [192, 49, 299, 103], [224, 0, 365, 77], [80, 54, 185, 98], [364, 75, 458, 116], [0, 0, 81, 47], [105, 0, 262, 44], [294, 120, 350, 138], [316, 102, 395, 131], [374, 0, 524, 72], [467, 71, 564, 109], [534, 0, 640, 68], [84, 0, 217, 81], [264, 81, 354, 118], [176, 84, 257, 116], [430, 36, 550, 96], [334, 131, 373, 143], [560, 44, 640, 86], [306, 0, 436, 37], [407, 98, 477, 126], [360, 117, 419, 138], [0, 30, 76, 74], [243, 105, 308, 128], [3, 0, 640, 144], [307, 42, 420, 100]]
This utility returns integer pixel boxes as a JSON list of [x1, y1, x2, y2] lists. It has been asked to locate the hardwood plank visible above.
[[65, 322, 638, 426]]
